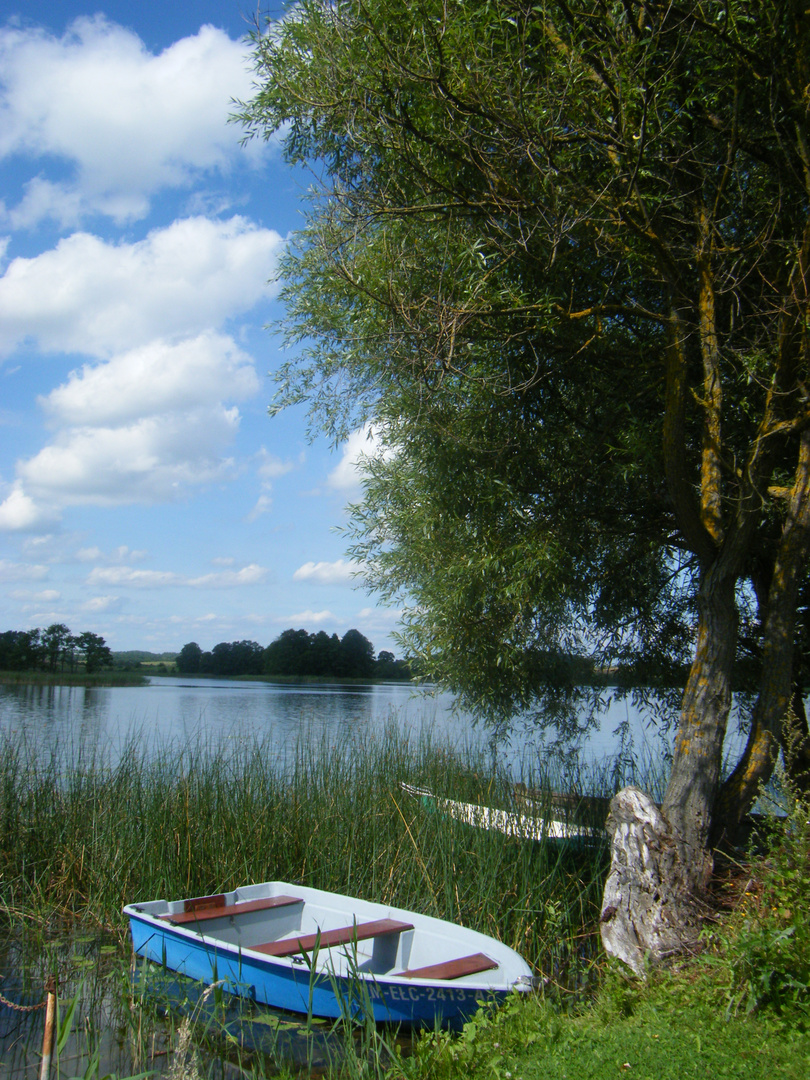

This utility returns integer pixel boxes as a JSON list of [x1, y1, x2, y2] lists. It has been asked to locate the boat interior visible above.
[[131, 882, 500, 982]]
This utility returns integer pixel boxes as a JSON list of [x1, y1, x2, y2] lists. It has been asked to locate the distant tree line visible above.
[[176, 639, 265, 677], [0, 624, 113, 674], [176, 629, 411, 680]]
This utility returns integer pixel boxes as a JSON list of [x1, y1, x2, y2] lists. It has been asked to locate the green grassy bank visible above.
[[0, 669, 147, 687], [398, 973, 810, 1080], [0, 724, 807, 1079]]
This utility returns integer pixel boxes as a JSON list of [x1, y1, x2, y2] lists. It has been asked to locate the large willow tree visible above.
[[239, 0, 810, 958]]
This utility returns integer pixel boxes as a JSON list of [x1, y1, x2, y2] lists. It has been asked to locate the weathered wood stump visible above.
[[599, 786, 709, 976]]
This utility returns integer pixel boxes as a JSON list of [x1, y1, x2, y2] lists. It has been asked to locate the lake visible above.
[[0, 676, 705, 788]]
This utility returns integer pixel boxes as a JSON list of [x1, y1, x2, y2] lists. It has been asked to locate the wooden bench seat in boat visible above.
[[161, 894, 303, 926], [253, 918, 414, 957], [398, 952, 498, 980]]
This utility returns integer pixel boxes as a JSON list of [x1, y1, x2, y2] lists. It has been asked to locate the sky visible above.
[[0, 1, 402, 656]]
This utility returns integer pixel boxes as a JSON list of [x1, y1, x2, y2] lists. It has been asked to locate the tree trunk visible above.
[[602, 432, 810, 967], [784, 688, 810, 795], [599, 788, 706, 976], [715, 427, 810, 829], [600, 564, 738, 971], [660, 562, 738, 886]]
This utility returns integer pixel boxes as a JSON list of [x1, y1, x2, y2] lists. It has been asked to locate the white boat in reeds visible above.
[[400, 783, 600, 842], [125, 880, 535, 1029]]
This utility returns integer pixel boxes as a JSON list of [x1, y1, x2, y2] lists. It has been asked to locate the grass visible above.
[[395, 973, 810, 1080], [0, 671, 147, 687], [391, 756, 810, 1080]]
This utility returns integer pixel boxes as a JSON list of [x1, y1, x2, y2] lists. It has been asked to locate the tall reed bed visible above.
[[0, 722, 611, 984]]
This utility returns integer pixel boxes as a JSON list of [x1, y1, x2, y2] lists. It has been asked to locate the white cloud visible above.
[[87, 567, 180, 588], [42, 333, 259, 426], [247, 494, 273, 522], [0, 482, 59, 531], [1, 331, 261, 514], [168, 613, 220, 625], [76, 547, 102, 562], [82, 595, 122, 613], [7, 179, 92, 232], [21, 534, 57, 555], [0, 217, 283, 358], [86, 563, 268, 589], [9, 587, 60, 602], [293, 559, 364, 584], [0, 18, 268, 227], [76, 545, 147, 564], [0, 558, 48, 582], [17, 406, 242, 506], [247, 448, 298, 521], [188, 564, 268, 588], [277, 609, 336, 625], [257, 448, 296, 483], [327, 424, 390, 492], [358, 606, 402, 620], [28, 607, 69, 624]]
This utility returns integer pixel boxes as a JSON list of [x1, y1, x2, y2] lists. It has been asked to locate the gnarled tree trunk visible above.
[[602, 432, 810, 973], [716, 427, 810, 828], [599, 560, 737, 973], [660, 564, 738, 888], [600, 788, 706, 976]]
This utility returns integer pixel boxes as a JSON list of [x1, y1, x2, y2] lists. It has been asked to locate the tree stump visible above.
[[599, 787, 708, 976]]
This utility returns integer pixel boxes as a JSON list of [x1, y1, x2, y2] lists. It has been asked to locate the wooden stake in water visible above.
[[39, 979, 57, 1080]]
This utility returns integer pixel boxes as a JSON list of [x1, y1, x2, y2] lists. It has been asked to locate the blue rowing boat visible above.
[[124, 881, 535, 1029]]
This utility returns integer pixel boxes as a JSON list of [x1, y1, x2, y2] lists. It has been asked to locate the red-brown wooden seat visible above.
[[161, 894, 303, 925], [398, 952, 498, 980], [253, 918, 413, 957]]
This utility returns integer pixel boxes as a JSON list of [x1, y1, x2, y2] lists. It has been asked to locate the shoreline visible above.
[[0, 670, 147, 687]]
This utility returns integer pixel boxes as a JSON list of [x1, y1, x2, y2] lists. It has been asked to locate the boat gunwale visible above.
[[124, 885, 530, 991]]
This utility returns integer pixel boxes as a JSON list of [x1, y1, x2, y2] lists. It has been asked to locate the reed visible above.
[[0, 721, 617, 985]]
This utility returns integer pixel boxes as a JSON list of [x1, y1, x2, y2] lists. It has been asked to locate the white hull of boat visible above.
[[400, 783, 599, 841]]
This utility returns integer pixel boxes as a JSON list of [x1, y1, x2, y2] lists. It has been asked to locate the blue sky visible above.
[[0, 2, 401, 656]]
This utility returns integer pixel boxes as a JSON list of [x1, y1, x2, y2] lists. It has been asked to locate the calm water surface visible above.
[[0, 676, 680, 779]]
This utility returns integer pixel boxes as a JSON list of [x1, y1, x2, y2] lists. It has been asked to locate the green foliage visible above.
[[52, 984, 152, 1080], [76, 631, 114, 675], [173, 631, 410, 680], [176, 642, 203, 674], [392, 981, 810, 1080], [112, 650, 178, 667], [236, 0, 810, 782], [262, 627, 409, 679], [709, 769, 810, 1017], [204, 639, 264, 677], [0, 624, 113, 675]]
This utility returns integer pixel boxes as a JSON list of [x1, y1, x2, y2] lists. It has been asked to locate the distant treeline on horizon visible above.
[[0, 624, 412, 682], [177, 628, 412, 681], [0, 624, 114, 674]]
